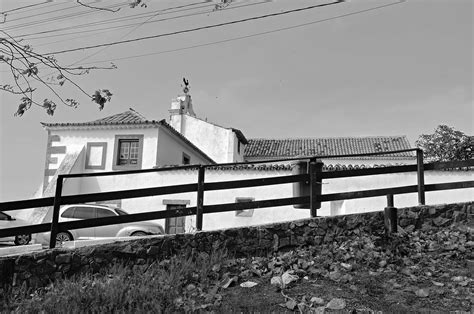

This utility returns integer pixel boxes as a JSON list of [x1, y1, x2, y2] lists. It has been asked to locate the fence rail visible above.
[[0, 149, 472, 249]]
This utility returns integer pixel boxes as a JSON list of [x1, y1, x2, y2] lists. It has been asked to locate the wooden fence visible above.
[[0, 148, 472, 249]]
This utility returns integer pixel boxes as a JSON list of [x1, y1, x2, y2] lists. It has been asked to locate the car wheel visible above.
[[131, 231, 148, 237], [14, 234, 31, 246], [56, 232, 73, 247]]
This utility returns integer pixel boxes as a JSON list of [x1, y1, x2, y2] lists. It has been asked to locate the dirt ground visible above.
[[219, 269, 472, 313], [215, 220, 473, 313]]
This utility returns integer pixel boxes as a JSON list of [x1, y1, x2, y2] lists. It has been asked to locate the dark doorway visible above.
[[165, 204, 186, 234]]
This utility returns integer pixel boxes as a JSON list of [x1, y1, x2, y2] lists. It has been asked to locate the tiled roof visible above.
[[41, 109, 159, 128], [91, 109, 148, 124], [244, 136, 415, 159]]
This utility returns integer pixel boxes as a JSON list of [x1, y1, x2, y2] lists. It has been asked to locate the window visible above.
[[73, 207, 96, 219], [85, 142, 107, 170], [61, 207, 76, 218], [112, 135, 144, 170], [235, 197, 255, 217], [118, 140, 139, 165], [237, 141, 241, 154], [96, 207, 117, 218], [182, 153, 190, 165]]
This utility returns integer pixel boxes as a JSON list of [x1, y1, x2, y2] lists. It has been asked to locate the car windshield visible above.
[[114, 208, 128, 216]]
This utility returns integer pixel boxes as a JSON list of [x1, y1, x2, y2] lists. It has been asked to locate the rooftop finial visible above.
[[182, 77, 190, 95]]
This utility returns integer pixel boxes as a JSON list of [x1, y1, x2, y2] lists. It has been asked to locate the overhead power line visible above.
[[15, 1, 212, 39], [16, 1, 269, 42], [70, 0, 180, 65], [44, 0, 346, 56], [0, 1, 54, 14], [2, 1, 130, 31], [80, 0, 407, 65]]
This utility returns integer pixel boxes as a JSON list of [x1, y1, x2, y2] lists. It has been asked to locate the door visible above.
[[165, 205, 186, 234], [94, 207, 120, 237], [60, 206, 96, 239]]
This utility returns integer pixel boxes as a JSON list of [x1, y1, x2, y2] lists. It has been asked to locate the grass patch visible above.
[[1, 247, 229, 313]]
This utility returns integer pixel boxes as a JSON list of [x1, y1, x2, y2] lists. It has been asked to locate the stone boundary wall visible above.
[[1, 202, 472, 289]]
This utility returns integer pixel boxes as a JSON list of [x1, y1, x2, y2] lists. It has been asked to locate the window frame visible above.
[[96, 207, 118, 218], [112, 134, 144, 170], [182, 152, 191, 165], [85, 142, 107, 170]]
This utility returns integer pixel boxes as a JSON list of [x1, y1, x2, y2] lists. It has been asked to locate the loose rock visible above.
[[326, 298, 346, 310]]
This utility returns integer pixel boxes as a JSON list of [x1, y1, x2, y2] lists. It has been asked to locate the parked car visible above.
[[36, 204, 165, 246], [0, 211, 32, 245]]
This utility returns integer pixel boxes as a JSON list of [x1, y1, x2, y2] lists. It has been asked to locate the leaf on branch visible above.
[[14, 98, 33, 117], [22, 66, 38, 77], [2, 84, 13, 92], [92, 89, 113, 111], [214, 0, 233, 11], [42, 99, 57, 116], [66, 99, 79, 108], [130, 0, 147, 8]]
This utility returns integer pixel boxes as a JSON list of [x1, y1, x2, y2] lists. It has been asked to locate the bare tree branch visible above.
[[0, 1, 150, 116]]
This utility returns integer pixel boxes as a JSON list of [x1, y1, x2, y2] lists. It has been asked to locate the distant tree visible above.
[[415, 125, 473, 162]]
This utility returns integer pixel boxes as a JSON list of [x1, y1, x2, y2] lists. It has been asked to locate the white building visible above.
[[31, 90, 472, 233]]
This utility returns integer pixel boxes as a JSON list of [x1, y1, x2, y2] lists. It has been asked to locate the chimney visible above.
[[169, 94, 196, 117]]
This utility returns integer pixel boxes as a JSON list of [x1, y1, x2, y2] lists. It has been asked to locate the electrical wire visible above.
[[0, 1, 54, 14], [13, 1, 212, 39], [15, 4, 217, 40], [79, 0, 406, 65], [70, 0, 175, 65], [2, 1, 130, 31], [17, 1, 272, 42], [44, 0, 346, 56]]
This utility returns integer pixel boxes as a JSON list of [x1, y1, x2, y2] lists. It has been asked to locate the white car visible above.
[[0, 211, 32, 245], [36, 204, 165, 246]]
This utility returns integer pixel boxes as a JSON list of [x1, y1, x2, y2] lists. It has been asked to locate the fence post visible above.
[[49, 175, 64, 249], [309, 158, 323, 218], [196, 165, 205, 231], [386, 194, 394, 207], [384, 206, 398, 234], [416, 148, 425, 205]]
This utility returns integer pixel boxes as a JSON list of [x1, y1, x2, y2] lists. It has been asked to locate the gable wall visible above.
[[156, 126, 212, 167], [171, 115, 239, 163], [45, 127, 159, 177]]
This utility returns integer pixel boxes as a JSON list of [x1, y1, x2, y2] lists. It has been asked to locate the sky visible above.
[[0, 0, 472, 202]]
